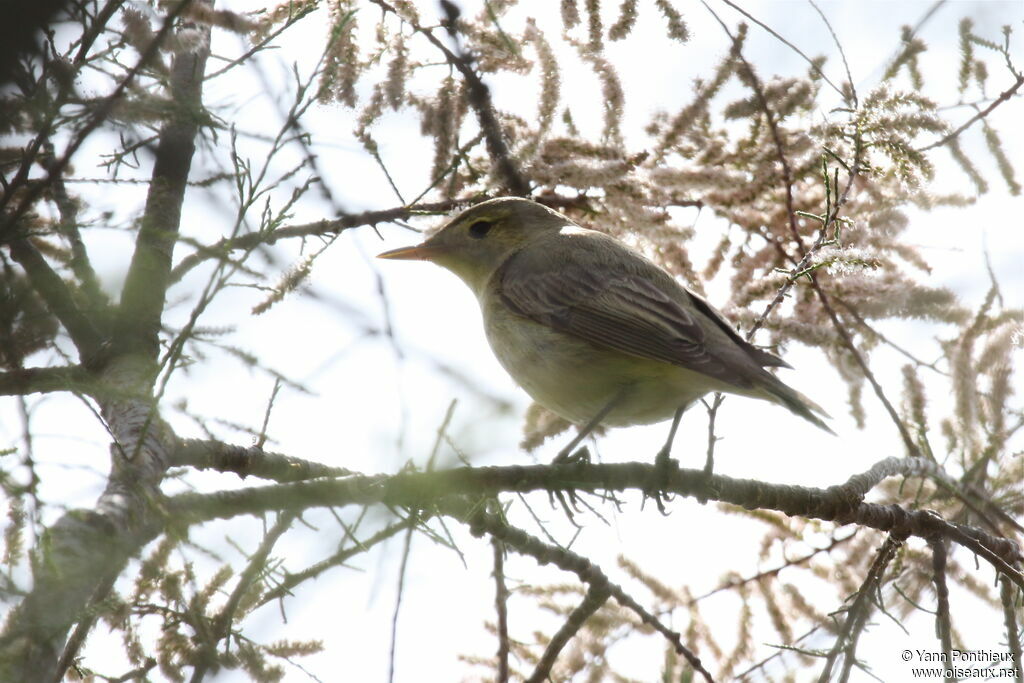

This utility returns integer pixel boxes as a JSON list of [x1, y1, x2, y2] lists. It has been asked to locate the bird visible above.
[[378, 197, 832, 462]]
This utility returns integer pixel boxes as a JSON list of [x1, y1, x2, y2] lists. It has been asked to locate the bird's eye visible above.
[[468, 220, 493, 239]]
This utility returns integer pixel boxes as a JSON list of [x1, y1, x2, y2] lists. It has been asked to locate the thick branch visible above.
[[0, 501, 162, 681], [116, 20, 211, 359], [0, 9, 210, 681], [172, 437, 353, 482], [165, 458, 1024, 585], [0, 365, 90, 396], [2, 454, 1018, 681], [7, 240, 104, 361]]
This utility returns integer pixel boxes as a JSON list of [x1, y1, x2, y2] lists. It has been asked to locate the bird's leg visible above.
[[553, 391, 625, 464], [646, 402, 689, 514], [655, 403, 689, 468]]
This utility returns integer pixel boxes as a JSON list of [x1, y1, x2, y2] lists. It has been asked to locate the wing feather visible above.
[[498, 247, 756, 389]]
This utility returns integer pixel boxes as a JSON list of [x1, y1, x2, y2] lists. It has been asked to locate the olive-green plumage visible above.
[[379, 197, 832, 434]]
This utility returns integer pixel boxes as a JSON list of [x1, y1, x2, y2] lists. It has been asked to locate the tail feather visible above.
[[757, 373, 835, 435]]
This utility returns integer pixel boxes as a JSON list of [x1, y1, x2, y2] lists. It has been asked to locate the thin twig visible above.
[[524, 584, 610, 683], [388, 519, 417, 683], [189, 511, 296, 683], [493, 537, 510, 683], [51, 572, 120, 683], [457, 502, 715, 682], [703, 3, 803, 248], [0, 0, 194, 235], [370, 0, 530, 196], [169, 200, 461, 283], [917, 73, 1024, 152], [818, 534, 904, 683], [258, 517, 416, 607], [809, 274, 922, 457], [1000, 577, 1024, 680], [807, 0, 857, 107], [718, 0, 845, 100], [691, 532, 857, 602], [929, 539, 953, 669]]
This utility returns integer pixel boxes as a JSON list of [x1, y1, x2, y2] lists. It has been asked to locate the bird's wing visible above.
[[497, 243, 758, 390]]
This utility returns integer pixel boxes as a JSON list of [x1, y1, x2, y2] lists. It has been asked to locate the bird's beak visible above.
[[377, 243, 447, 261]]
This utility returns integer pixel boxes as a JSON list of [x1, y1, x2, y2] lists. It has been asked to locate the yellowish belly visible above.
[[482, 303, 722, 426]]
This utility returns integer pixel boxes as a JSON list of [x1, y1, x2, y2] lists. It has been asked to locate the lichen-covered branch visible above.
[[172, 437, 353, 482], [116, 15, 212, 359], [165, 457, 1024, 586]]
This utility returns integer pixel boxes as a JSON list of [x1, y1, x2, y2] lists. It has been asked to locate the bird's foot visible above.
[[548, 446, 590, 524], [643, 449, 678, 515]]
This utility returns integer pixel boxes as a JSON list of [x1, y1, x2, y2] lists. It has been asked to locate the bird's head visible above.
[[378, 197, 568, 294]]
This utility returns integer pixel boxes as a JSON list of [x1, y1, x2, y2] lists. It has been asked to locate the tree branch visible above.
[[704, 4, 802, 248], [525, 584, 611, 683], [370, 0, 530, 196], [115, 11, 212, 359], [257, 517, 417, 607], [0, 502, 162, 681], [168, 200, 460, 283], [7, 239, 104, 361], [818, 533, 904, 682], [172, 437, 353, 481], [809, 274, 923, 456], [456, 499, 714, 683], [168, 192, 592, 284], [0, 365, 90, 396], [165, 457, 1024, 586], [1001, 576, 1024, 680], [190, 511, 296, 682], [917, 72, 1024, 152], [0, 0, 192, 238], [492, 537, 510, 683], [929, 539, 953, 668]]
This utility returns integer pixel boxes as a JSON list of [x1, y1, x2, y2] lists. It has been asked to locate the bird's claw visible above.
[[643, 450, 678, 515], [548, 447, 589, 523]]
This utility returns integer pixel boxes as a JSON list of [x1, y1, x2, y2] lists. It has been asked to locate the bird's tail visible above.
[[756, 372, 835, 435]]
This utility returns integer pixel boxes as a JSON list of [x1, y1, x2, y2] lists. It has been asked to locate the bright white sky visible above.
[[2, 1, 1022, 681]]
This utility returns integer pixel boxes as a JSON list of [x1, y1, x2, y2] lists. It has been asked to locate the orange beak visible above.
[[376, 243, 447, 261]]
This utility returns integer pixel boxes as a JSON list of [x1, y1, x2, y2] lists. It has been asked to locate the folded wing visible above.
[[497, 241, 763, 390]]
